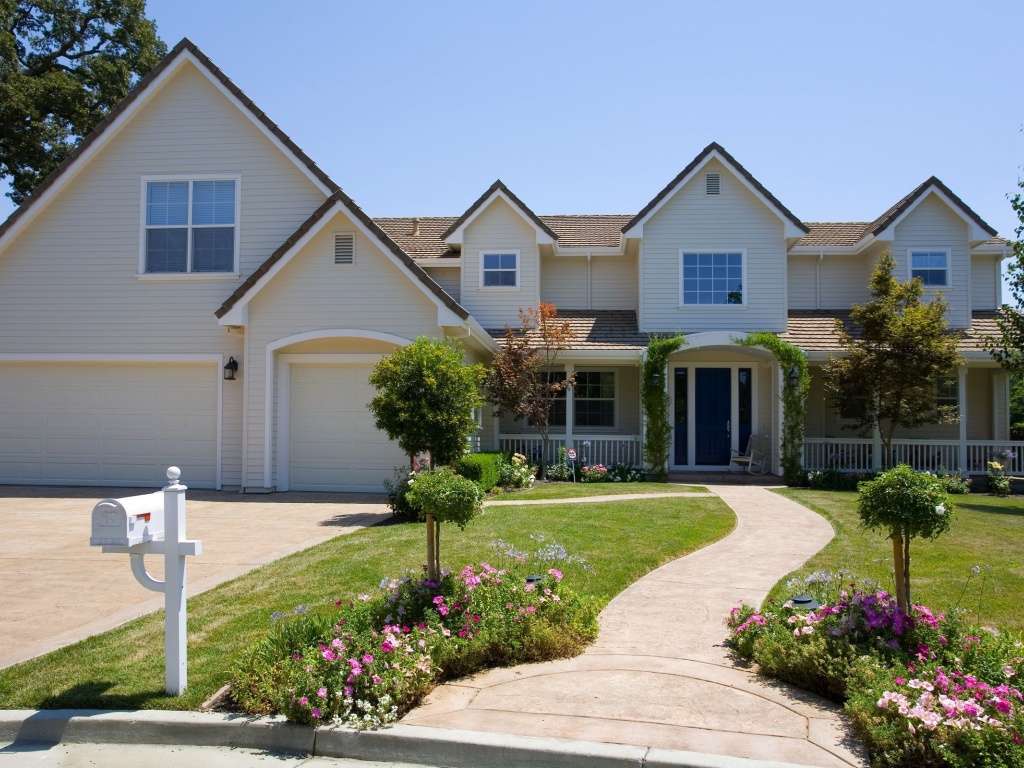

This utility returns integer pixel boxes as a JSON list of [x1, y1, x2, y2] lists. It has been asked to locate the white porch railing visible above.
[[803, 438, 1024, 475], [498, 435, 643, 467]]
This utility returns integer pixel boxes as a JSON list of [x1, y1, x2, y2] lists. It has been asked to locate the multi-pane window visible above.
[[544, 371, 567, 427], [936, 376, 959, 410], [481, 252, 518, 287], [681, 252, 743, 305], [910, 251, 948, 287], [574, 371, 615, 427], [145, 179, 236, 273]]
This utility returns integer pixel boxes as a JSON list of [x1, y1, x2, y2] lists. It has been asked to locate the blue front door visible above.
[[695, 368, 731, 465]]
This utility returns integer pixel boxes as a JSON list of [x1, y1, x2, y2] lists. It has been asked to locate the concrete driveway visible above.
[[0, 485, 390, 670]]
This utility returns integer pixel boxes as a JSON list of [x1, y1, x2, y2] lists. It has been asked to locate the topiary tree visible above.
[[404, 467, 483, 580], [857, 464, 954, 611], [641, 335, 684, 480], [368, 337, 484, 579]]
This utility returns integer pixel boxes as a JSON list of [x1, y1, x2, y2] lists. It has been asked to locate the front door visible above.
[[695, 368, 731, 465]]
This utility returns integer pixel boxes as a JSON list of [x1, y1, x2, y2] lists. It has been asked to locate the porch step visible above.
[[668, 471, 783, 486]]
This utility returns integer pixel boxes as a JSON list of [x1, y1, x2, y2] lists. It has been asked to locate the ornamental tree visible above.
[[857, 464, 954, 610], [1, 0, 167, 204], [483, 303, 576, 479], [368, 337, 484, 579], [822, 252, 964, 469], [404, 467, 482, 581]]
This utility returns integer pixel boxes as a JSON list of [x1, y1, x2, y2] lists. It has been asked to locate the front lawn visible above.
[[490, 481, 706, 501], [772, 489, 1024, 631], [0, 495, 733, 712]]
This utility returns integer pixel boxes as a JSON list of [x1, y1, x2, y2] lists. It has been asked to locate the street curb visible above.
[[0, 710, 836, 768]]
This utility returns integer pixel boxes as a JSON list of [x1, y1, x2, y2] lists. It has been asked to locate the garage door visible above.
[[0, 363, 218, 488], [288, 364, 406, 492]]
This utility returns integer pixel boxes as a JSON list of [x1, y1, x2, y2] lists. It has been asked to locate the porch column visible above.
[[564, 364, 575, 451], [492, 412, 501, 451], [958, 365, 968, 474], [871, 425, 883, 471]]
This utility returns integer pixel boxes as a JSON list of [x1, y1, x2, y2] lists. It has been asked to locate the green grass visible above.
[[0, 496, 733, 712], [490, 482, 707, 500], [773, 489, 1024, 630]]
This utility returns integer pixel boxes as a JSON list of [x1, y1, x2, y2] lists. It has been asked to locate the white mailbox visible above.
[[90, 491, 164, 547]]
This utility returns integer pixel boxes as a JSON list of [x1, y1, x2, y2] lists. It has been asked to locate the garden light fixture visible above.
[[789, 594, 821, 611]]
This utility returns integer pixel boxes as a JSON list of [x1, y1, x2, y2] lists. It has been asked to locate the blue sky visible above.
[[4, 1, 1022, 290]]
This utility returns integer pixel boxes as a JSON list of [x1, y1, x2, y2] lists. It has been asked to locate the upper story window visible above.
[[680, 252, 744, 306], [143, 177, 238, 274], [910, 250, 949, 287], [481, 251, 519, 288]]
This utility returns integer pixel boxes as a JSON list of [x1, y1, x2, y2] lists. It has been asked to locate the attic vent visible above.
[[334, 233, 355, 265], [705, 173, 721, 196]]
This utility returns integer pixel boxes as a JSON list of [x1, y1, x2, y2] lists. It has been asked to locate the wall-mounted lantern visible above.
[[651, 370, 663, 389], [787, 365, 800, 388], [224, 357, 239, 381]]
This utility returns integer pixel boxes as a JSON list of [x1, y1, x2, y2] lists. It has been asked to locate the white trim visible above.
[[263, 330, 414, 488], [678, 249, 748, 308], [0, 50, 333, 256], [874, 188, 991, 244], [0, 353, 223, 490], [906, 247, 952, 290], [418, 258, 463, 267], [623, 151, 805, 239], [139, 174, 242, 275], [444, 190, 555, 246], [559, 350, 645, 363], [478, 249, 521, 289], [136, 273, 240, 281]]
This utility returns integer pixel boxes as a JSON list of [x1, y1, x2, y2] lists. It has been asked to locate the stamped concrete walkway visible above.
[[0, 486, 389, 670], [404, 485, 868, 768]]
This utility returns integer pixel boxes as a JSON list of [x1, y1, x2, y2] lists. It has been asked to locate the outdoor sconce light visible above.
[[223, 357, 239, 381], [651, 370, 662, 388], [787, 365, 800, 387], [789, 594, 821, 611]]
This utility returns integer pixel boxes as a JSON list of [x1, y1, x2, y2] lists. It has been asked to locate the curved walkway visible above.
[[403, 485, 868, 768]]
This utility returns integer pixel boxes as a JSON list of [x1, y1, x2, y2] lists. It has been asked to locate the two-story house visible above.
[[0, 40, 1014, 492]]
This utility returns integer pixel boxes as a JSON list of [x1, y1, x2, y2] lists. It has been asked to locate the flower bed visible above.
[[726, 576, 1024, 767], [232, 539, 598, 728]]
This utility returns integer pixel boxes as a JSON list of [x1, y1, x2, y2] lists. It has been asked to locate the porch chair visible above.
[[729, 434, 770, 475]]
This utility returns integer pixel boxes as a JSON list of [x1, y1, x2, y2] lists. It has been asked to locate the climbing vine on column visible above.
[[642, 334, 685, 480], [735, 333, 808, 486]]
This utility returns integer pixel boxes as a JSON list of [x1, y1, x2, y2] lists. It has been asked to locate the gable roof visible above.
[[621, 142, 809, 236], [866, 176, 998, 238], [440, 180, 559, 242], [215, 189, 469, 320], [0, 38, 340, 250]]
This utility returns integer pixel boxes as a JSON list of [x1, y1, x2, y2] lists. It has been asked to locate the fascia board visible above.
[[444, 190, 556, 246]]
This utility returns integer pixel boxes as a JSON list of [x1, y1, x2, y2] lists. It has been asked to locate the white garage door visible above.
[[288, 364, 406, 492], [0, 363, 218, 488]]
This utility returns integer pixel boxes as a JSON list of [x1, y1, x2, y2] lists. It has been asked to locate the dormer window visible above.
[[705, 172, 721, 197], [910, 250, 949, 287], [481, 251, 519, 288], [142, 176, 239, 274]]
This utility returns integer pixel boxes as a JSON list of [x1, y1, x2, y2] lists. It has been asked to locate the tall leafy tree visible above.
[[822, 252, 964, 468], [483, 303, 576, 479], [0, 0, 167, 204], [985, 175, 1024, 374], [368, 337, 484, 579]]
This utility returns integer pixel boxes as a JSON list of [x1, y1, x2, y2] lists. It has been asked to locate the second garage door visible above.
[[288, 364, 406, 492]]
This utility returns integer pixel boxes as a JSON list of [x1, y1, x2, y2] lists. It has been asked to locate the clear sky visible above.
[[3, 0, 1022, 290]]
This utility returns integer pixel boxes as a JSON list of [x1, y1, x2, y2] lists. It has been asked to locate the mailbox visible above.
[[90, 491, 164, 547]]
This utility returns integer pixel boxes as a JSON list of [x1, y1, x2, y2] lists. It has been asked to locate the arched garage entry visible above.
[[269, 330, 411, 492]]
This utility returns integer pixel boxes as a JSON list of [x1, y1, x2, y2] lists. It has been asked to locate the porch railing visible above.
[[497, 435, 643, 468], [803, 438, 1024, 475]]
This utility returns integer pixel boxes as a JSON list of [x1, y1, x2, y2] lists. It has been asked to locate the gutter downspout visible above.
[[816, 249, 824, 309]]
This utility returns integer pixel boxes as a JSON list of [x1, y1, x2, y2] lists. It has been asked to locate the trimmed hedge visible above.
[[454, 451, 503, 492]]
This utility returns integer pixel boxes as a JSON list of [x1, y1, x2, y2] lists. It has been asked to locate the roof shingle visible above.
[[488, 310, 648, 351], [780, 310, 999, 352]]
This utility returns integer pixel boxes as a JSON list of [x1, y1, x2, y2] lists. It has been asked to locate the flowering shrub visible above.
[[232, 539, 598, 729], [498, 452, 535, 489], [725, 575, 1024, 767], [807, 466, 873, 491], [988, 460, 1012, 496], [580, 464, 608, 482], [931, 468, 972, 495]]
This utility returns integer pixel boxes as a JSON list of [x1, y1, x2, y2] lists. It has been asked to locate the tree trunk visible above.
[[538, 433, 548, 480], [426, 513, 437, 582], [903, 534, 912, 609], [434, 517, 441, 579], [892, 535, 908, 611]]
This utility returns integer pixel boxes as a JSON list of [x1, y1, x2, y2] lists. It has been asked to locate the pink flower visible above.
[[317, 687, 327, 698], [362, 654, 374, 664], [381, 641, 394, 653], [311, 707, 322, 718], [343, 685, 354, 697], [548, 568, 563, 582], [321, 648, 336, 661], [372, 675, 383, 685], [298, 696, 309, 706]]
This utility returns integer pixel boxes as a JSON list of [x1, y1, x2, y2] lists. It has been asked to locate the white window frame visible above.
[[678, 249, 748, 308], [479, 250, 520, 290], [936, 374, 959, 410], [573, 370, 617, 430], [138, 174, 242, 278], [907, 248, 951, 289]]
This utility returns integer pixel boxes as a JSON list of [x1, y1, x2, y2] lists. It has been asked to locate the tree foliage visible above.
[[822, 252, 964, 468], [857, 464, 954, 609], [483, 303, 576, 478], [404, 467, 483, 580], [986, 174, 1024, 374], [0, 0, 167, 204], [641, 334, 684, 480], [736, 333, 808, 486]]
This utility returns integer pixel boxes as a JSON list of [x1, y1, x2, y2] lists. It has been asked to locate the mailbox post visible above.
[[89, 466, 201, 695]]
